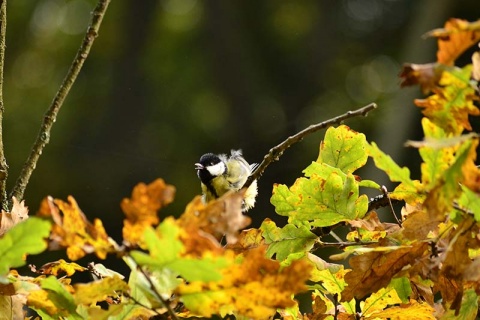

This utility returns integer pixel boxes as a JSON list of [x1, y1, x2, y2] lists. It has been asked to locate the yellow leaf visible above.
[[424, 18, 480, 66], [360, 287, 402, 317], [177, 247, 312, 319], [74, 275, 128, 305], [31, 259, 86, 277], [364, 300, 435, 320], [37, 196, 115, 260], [121, 178, 175, 246]]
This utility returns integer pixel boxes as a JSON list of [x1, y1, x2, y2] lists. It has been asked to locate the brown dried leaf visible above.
[[0, 197, 29, 236], [399, 63, 444, 93], [342, 241, 428, 302], [178, 191, 251, 245]]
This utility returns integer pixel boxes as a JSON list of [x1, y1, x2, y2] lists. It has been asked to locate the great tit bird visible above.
[[195, 150, 258, 211]]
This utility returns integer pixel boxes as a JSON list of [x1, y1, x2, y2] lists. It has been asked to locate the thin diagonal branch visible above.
[[0, 0, 8, 210], [10, 0, 111, 204], [244, 102, 378, 188]]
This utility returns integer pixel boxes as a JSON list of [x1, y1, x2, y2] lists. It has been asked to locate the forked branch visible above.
[[244, 102, 378, 188], [9, 0, 111, 205]]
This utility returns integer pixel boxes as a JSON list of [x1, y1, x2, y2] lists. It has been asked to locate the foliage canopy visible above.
[[1, 16, 480, 320]]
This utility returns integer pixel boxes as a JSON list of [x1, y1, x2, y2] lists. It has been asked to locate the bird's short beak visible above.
[[194, 163, 204, 170]]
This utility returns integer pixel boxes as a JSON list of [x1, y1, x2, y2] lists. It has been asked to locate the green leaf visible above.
[[389, 277, 412, 304], [260, 219, 316, 261], [310, 267, 348, 295], [0, 217, 51, 280], [317, 125, 368, 174], [367, 142, 415, 187], [40, 276, 83, 320], [272, 163, 368, 227], [270, 184, 300, 218], [131, 218, 229, 282], [441, 289, 478, 320], [457, 185, 480, 221]]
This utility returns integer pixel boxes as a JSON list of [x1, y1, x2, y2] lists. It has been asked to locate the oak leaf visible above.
[[37, 196, 115, 260], [424, 18, 480, 66], [177, 247, 312, 319], [29, 259, 86, 277], [414, 66, 479, 135], [178, 191, 250, 245], [121, 178, 175, 246], [365, 299, 435, 320], [0, 197, 29, 237], [342, 241, 428, 302], [399, 63, 444, 93]]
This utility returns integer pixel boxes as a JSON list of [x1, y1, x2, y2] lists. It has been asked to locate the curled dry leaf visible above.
[[0, 197, 29, 237], [37, 196, 115, 260], [121, 178, 175, 246], [399, 63, 444, 94]]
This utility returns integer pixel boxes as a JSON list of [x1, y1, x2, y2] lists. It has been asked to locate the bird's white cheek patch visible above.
[[207, 162, 226, 176]]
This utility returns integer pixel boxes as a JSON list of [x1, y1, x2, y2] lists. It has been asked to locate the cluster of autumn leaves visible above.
[[0, 17, 480, 319]]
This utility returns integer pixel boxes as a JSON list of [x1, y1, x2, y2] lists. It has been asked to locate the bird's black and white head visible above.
[[195, 153, 227, 184]]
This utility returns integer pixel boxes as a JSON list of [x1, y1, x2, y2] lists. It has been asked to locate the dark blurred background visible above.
[[4, 0, 479, 269]]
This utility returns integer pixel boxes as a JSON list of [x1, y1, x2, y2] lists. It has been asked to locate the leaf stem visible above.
[[9, 0, 111, 204], [0, 0, 8, 210], [136, 264, 180, 320], [244, 103, 378, 188], [381, 185, 402, 226]]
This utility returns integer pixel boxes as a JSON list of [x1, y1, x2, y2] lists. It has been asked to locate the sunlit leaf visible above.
[[457, 185, 480, 221], [424, 138, 477, 219], [28, 276, 82, 319], [367, 142, 415, 187], [37, 196, 115, 260], [131, 218, 229, 282], [121, 178, 175, 246], [30, 259, 86, 277], [260, 219, 316, 261], [74, 275, 128, 305], [414, 66, 479, 135], [360, 286, 402, 317], [424, 18, 480, 66], [389, 277, 412, 304], [272, 163, 368, 227], [367, 300, 435, 320], [316, 125, 368, 174], [0, 217, 50, 281], [177, 247, 312, 319]]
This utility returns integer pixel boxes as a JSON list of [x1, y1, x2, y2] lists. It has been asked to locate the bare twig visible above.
[[244, 103, 377, 188], [0, 0, 8, 210], [9, 0, 111, 204]]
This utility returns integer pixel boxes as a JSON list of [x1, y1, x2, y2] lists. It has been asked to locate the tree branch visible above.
[[244, 102, 378, 188], [0, 0, 8, 210], [9, 0, 111, 204]]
